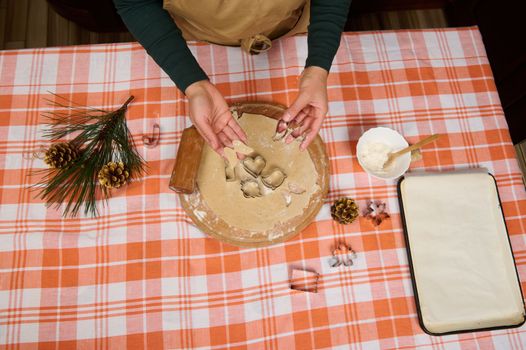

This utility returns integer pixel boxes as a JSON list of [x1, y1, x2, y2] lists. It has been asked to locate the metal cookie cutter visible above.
[[143, 123, 160, 148], [290, 268, 319, 293], [329, 242, 357, 268], [22, 145, 47, 160], [363, 200, 390, 226]]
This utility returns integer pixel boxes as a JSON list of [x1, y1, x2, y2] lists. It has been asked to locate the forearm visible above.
[[306, 0, 352, 72], [113, 0, 208, 92]]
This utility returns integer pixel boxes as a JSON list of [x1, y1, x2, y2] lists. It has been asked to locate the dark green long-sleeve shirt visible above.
[[113, 0, 351, 93]]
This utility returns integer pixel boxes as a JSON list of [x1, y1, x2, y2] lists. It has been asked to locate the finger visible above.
[[212, 110, 232, 134], [300, 115, 324, 151], [222, 125, 238, 142], [223, 133, 246, 160], [287, 118, 313, 143], [194, 120, 222, 154], [276, 119, 288, 133], [276, 106, 310, 137], [281, 94, 310, 122], [286, 118, 312, 144], [284, 107, 312, 144], [228, 119, 247, 141], [284, 108, 310, 143], [294, 106, 311, 125], [222, 124, 248, 160], [218, 131, 233, 148]]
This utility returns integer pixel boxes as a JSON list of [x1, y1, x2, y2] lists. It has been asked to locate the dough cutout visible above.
[[232, 140, 254, 155], [223, 141, 255, 181], [288, 182, 306, 194]]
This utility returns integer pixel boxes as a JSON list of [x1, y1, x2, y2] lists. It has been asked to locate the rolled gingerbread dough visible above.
[[196, 113, 319, 234]]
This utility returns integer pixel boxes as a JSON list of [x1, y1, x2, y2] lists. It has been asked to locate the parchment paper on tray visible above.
[[398, 170, 525, 335]]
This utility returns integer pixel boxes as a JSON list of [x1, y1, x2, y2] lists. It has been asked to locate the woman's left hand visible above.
[[278, 66, 329, 150]]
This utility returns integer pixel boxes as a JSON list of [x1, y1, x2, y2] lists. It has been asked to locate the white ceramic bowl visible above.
[[356, 127, 410, 180]]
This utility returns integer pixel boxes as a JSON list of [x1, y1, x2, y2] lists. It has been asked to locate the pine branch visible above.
[[32, 95, 145, 217]]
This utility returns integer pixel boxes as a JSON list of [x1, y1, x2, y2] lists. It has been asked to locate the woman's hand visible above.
[[186, 80, 247, 156], [278, 66, 329, 150]]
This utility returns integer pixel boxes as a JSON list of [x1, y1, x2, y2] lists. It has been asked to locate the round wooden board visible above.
[[179, 101, 330, 247]]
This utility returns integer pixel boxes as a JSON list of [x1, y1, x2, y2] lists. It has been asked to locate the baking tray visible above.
[[397, 171, 526, 336]]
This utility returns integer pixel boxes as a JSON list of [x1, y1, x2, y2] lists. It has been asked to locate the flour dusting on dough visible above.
[[194, 209, 207, 220], [267, 230, 282, 241], [186, 192, 200, 207]]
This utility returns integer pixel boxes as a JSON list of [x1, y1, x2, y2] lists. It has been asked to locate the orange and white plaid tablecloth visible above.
[[0, 26, 525, 349]]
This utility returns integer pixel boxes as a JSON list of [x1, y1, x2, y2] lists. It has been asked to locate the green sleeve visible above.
[[113, 0, 208, 93], [306, 0, 352, 72], [114, 0, 350, 92]]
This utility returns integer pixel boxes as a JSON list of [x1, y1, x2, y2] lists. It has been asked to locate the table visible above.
[[0, 26, 525, 349]]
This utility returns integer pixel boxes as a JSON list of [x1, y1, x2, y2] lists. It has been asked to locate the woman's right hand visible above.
[[185, 80, 247, 156]]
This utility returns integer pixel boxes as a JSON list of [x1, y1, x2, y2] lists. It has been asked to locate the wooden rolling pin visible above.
[[169, 127, 205, 194]]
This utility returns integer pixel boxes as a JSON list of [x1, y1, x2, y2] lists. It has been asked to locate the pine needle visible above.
[[32, 95, 145, 217]]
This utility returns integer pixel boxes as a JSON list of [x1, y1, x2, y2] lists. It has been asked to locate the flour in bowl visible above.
[[359, 142, 392, 172]]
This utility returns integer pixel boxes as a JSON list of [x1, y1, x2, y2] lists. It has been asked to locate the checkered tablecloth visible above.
[[0, 26, 525, 349]]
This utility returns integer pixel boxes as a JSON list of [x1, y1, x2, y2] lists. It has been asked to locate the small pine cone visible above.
[[98, 161, 130, 189], [44, 142, 80, 169], [331, 197, 359, 225]]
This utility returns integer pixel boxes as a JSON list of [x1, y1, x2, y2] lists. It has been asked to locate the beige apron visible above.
[[163, 0, 310, 54]]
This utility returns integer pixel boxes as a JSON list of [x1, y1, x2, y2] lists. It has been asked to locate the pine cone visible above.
[[331, 197, 359, 225], [98, 161, 130, 189], [44, 142, 80, 169]]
